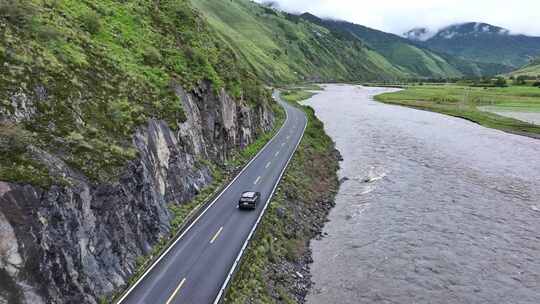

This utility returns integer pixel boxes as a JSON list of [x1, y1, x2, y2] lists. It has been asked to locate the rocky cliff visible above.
[[0, 81, 274, 304]]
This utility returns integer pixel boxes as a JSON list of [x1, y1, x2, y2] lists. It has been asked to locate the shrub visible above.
[[142, 46, 163, 66], [0, 0, 36, 27], [0, 123, 31, 153], [34, 24, 63, 41], [80, 11, 101, 35], [514, 75, 528, 85], [493, 77, 507, 87], [283, 238, 304, 262]]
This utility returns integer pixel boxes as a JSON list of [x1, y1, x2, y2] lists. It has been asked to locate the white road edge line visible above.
[[212, 103, 307, 304], [116, 94, 290, 304], [254, 176, 262, 185], [210, 227, 224, 244], [165, 278, 186, 304]]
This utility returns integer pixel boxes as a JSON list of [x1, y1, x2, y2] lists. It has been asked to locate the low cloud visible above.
[[255, 0, 540, 36]]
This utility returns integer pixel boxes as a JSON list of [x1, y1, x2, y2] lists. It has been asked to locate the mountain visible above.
[[405, 22, 540, 68], [299, 14, 512, 78], [191, 1, 511, 81]]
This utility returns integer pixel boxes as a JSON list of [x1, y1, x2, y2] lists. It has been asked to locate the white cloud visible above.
[[255, 0, 540, 36]]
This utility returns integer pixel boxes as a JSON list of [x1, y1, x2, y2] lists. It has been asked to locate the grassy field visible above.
[[375, 84, 540, 138], [281, 89, 317, 103]]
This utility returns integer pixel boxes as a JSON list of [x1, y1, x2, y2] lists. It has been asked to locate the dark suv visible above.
[[238, 191, 261, 210]]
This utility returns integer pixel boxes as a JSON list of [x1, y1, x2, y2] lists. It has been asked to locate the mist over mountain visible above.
[[403, 27, 435, 41]]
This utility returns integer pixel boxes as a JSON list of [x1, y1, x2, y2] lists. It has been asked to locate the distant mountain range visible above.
[[403, 22, 540, 68], [300, 14, 511, 78]]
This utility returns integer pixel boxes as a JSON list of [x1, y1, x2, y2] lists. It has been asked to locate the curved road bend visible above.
[[118, 92, 307, 304]]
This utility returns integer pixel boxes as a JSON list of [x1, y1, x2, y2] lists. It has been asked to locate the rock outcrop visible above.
[[0, 81, 274, 304]]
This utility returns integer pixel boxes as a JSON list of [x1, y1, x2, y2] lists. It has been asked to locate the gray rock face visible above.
[[0, 81, 274, 304]]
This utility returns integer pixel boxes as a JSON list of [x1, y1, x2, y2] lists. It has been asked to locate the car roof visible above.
[[241, 191, 257, 198]]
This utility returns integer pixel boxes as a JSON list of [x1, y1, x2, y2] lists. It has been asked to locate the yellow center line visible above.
[[265, 161, 271, 169], [210, 226, 224, 244], [254, 176, 262, 185], [165, 278, 187, 304]]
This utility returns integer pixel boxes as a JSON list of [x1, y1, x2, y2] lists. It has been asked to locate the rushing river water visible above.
[[305, 84, 540, 304]]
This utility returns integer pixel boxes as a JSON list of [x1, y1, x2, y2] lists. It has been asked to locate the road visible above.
[[117, 92, 307, 304]]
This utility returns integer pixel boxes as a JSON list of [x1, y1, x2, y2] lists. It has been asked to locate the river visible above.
[[305, 84, 540, 304]]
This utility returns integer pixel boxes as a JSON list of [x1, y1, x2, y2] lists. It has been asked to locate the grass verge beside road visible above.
[[375, 84, 540, 138], [224, 90, 341, 303]]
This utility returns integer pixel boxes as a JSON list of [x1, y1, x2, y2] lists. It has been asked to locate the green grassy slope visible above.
[[508, 58, 540, 77], [190, 0, 408, 83], [299, 14, 458, 78], [0, 0, 270, 185]]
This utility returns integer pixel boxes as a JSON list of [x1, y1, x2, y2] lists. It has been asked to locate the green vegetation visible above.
[[0, 123, 54, 187], [295, 83, 323, 91], [0, 0, 269, 185], [280, 89, 317, 103], [191, 0, 409, 83], [508, 58, 540, 77], [375, 84, 540, 138], [224, 92, 339, 303]]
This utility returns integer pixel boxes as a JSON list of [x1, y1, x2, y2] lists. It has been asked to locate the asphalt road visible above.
[[117, 92, 307, 304]]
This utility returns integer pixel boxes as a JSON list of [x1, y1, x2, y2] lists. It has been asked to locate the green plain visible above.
[[375, 84, 540, 138]]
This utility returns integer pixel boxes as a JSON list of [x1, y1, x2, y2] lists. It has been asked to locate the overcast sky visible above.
[[256, 0, 540, 36]]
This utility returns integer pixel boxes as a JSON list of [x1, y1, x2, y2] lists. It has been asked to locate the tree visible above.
[[493, 77, 507, 87], [514, 75, 527, 85]]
